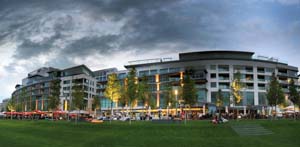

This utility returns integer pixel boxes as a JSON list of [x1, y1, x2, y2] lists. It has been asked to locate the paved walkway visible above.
[[231, 124, 273, 136]]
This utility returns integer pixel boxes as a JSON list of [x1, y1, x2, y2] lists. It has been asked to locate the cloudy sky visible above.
[[0, 0, 300, 101]]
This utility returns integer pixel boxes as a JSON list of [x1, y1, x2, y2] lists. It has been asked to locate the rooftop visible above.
[[126, 50, 289, 66]]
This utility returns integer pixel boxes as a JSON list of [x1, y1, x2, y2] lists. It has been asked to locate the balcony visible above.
[[277, 72, 288, 77], [279, 80, 288, 85]]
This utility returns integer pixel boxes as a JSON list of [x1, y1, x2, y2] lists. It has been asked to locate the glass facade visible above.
[[244, 92, 254, 105], [259, 92, 267, 105]]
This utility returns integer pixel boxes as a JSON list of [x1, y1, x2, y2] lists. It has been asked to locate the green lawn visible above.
[[0, 119, 299, 147]]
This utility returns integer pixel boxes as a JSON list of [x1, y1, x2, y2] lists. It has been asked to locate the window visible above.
[[259, 92, 267, 105], [63, 80, 70, 84], [210, 73, 216, 79], [244, 92, 254, 105], [245, 66, 253, 72], [258, 75, 265, 82], [150, 69, 158, 75], [210, 65, 216, 70], [169, 68, 180, 73], [211, 82, 217, 88], [218, 65, 229, 72], [160, 75, 169, 82], [258, 84, 265, 90], [159, 68, 168, 74], [63, 87, 70, 90], [211, 92, 217, 104], [219, 82, 230, 89], [257, 67, 265, 73], [218, 73, 229, 80], [246, 83, 254, 90], [139, 70, 149, 76], [265, 68, 274, 73]]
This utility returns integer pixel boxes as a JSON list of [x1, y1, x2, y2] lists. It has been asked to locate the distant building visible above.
[[0, 98, 10, 112]]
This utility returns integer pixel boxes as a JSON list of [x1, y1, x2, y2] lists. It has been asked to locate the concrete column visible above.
[[253, 66, 259, 105]]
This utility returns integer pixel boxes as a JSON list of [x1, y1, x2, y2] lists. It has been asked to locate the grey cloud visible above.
[[0, 0, 299, 65], [13, 32, 61, 59], [63, 35, 120, 57]]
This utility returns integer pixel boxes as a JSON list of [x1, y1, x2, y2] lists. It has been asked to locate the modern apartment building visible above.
[[122, 51, 299, 110], [11, 51, 299, 113], [11, 65, 97, 112]]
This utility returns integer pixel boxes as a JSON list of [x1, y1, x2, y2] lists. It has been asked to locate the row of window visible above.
[[211, 92, 268, 106], [211, 82, 267, 90], [138, 68, 182, 76], [210, 65, 275, 73], [210, 73, 272, 81], [63, 79, 95, 86]]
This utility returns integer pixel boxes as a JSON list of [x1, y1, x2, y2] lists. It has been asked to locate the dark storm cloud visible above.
[[64, 34, 120, 56], [1, 0, 300, 61]]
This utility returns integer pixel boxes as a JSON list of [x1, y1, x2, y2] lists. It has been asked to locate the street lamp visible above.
[[174, 89, 178, 117]]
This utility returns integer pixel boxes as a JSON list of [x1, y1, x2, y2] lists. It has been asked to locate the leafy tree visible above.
[[104, 73, 121, 122], [216, 89, 223, 119], [126, 68, 138, 124], [120, 84, 129, 108], [231, 71, 244, 119], [288, 79, 299, 120], [137, 75, 151, 107], [231, 71, 244, 105], [72, 80, 85, 124], [30, 96, 36, 111], [164, 83, 176, 108], [267, 73, 285, 120], [182, 72, 198, 106], [7, 98, 16, 120], [137, 75, 153, 119], [182, 70, 198, 120], [19, 88, 26, 112], [48, 79, 61, 121], [92, 95, 100, 118]]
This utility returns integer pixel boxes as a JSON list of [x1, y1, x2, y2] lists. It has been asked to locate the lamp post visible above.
[[174, 89, 178, 117]]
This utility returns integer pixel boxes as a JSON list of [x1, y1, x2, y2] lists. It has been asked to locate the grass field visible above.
[[0, 119, 299, 147]]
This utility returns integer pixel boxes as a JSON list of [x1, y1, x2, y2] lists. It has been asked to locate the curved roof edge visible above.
[[179, 50, 254, 61]]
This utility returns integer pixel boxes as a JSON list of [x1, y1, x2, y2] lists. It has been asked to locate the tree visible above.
[[72, 80, 85, 124], [92, 95, 100, 119], [231, 71, 244, 119], [164, 83, 176, 108], [104, 73, 121, 123], [20, 88, 26, 112], [231, 71, 243, 105], [182, 70, 198, 120], [137, 75, 153, 119], [216, 89, 223, 120], [182, 72, 198, 106], [288, 79, 299, 120], [126, 68, 138, 124], [7, 98, 16, 120], [48, 79, 61, 121], [137, 75, 151, 107], [120, 83, 129, 111], [267, 73, 285, 120]]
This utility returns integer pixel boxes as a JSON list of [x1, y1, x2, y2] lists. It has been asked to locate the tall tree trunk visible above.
[[218, 106, 221, 121], [129, 105, 132, 125], [110, 101, 113, 124], [294, 105, 296, 121], [275, 102, 278, 120]]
